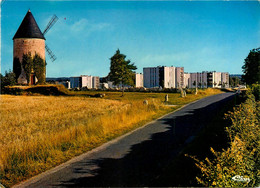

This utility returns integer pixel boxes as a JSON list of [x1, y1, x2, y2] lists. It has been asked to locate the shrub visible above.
[[251, 83, 260, 101], [0, 70, 16, 94], [190, 89, 259, 187], [33, 54, 45, 84]]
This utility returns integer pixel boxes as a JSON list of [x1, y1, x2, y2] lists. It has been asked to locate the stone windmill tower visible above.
[[13, 10, 58, 85]]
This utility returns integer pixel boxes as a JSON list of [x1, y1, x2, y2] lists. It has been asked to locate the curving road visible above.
[[15, 92, 235, 187]]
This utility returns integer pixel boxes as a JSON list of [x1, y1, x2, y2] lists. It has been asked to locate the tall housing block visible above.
[[143, 66, 183, 89], [135, 73, 144, 88], [175, 67, 184, 88], [143, 67, 159, 88]]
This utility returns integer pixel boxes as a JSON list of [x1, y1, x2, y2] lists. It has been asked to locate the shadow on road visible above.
[[56, 94, 235, 187]]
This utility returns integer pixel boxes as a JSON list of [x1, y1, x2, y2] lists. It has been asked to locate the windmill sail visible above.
[[1, 0, 6, 6], [43, 15, 58, 62], [43, 15, 58, 35], [45, 44, 56, 62]]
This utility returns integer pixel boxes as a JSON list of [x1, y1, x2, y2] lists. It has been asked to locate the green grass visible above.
[[70, 88, 223, 104]]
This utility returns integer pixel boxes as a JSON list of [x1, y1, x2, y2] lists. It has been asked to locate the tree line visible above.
[[1, 47, 259, 94]]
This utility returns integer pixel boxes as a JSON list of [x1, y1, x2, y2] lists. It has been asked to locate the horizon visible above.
[[1, 1, 260, 77]]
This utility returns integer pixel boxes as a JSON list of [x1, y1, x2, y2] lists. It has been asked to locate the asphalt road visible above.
[[15, 92, 235, 187]]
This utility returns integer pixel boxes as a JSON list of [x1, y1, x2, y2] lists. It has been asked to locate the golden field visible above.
[[0, 89, 222, 187]]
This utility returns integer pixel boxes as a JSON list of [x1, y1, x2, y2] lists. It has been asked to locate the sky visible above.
[[1, 0, 260, 77]]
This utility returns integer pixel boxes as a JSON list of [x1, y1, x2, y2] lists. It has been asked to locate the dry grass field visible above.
[[0, 88, 223, 187]]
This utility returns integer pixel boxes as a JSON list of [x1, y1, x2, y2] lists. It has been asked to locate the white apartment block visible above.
[[143, 66, 184, 88], [212, 72, 229, 88], [82, 75, 92, 88], [70, 75, 100, 89], [221, 72, 229, 88], [92, 76, 100, 89], [175, 67, 184, 88], [135, 73, 144, 88], [213, 72, 222, 88], [183, 71, 229, 89], [183, 73, 190, 88], [186, 72, 208, 88], [166, 66, 176, 88]]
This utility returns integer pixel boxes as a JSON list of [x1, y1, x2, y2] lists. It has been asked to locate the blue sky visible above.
[[1, 1, 260, 77]]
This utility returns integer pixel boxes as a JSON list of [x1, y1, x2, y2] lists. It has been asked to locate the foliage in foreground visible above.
[[190, 88, 259, 187]]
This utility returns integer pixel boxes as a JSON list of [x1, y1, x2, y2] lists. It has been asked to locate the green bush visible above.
[[0, 70, 16, 94], [191, 89, 260, 187], [251, 83, 260, 101]]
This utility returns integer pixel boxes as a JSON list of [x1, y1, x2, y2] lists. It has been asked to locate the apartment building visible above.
[[221, 72, 229, 88], [70, 75, 100, 89], [187, 72, 208, 88], [81, 75, 92, 88], [92, 76, 100, 89], [70, 76, 81, 88], [143, 66, 184, 88], [143, 67, 159, 88], [183, 73, 190, 88], [184, 71, 229, 88], [135, 73, 144, 88], [175, 67, 184, 88], [211, 72, 229, 88]]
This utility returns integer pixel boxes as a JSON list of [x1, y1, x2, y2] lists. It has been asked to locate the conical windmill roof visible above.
[[13, 10, 45, 40]]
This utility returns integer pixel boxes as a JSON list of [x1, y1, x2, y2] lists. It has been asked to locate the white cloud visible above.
[[47, 17, 111, 39], [70, 19, 89, 32]]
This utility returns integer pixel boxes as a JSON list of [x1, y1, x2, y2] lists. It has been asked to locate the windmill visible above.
[[13, 10, 59, 84], [42, 14, 59, 62]]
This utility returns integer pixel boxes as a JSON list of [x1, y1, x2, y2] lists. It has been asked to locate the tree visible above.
[[22, 52, 33, 85], [0, 70, 16, 93], [193, 81, 196, 88], [13, 57, 21, 80], [229, 76, 242, 87], [242, 48, 260, 85], [22, 53, 46, 85], [33, 54, 46, 84], [108, 49, 137, 96]]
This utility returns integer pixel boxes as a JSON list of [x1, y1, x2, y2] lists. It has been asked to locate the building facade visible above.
[[183, 73, 190, 88], [175, 67, 184, 88], [92, 76, 100, 89], [135, 73, 144, 88], [143, 67, 159, 88], [70, 75, 99, 89], [143, 66, 184, 88], [184, 71, 229, 89]]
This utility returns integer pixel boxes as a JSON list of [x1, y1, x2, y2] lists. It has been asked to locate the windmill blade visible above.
[[1, 0, 6, 6], [43, 15, 58, 35], [45, 44, 56, 62]]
